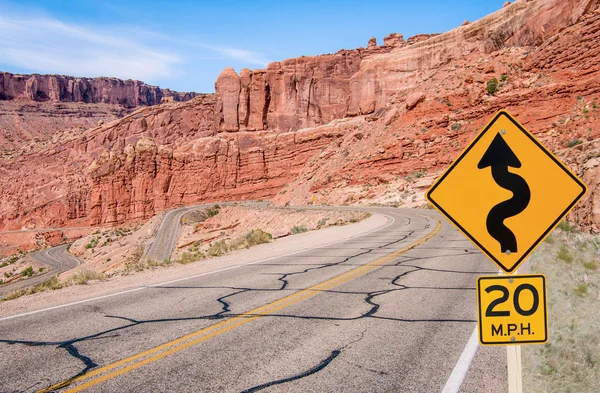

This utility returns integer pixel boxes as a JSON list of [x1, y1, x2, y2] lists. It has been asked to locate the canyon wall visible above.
[[0, 73, 197, 108], [214, 36, 405, 133], [3, 0, 600, 233]]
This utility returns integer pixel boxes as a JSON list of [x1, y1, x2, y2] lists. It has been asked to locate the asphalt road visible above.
[[144, 202, 265, 262], [0, 245, 81, 298], [0, 208, 504, 392]]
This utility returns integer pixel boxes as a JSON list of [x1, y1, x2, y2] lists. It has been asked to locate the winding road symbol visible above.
[[426, 110, 587, 273], [478, 133, 531, 254]]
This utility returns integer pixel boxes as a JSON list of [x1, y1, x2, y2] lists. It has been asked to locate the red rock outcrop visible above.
[[0, 73, 196, 108], [347, 0, 599, 115], [214, 40, 406, 133]]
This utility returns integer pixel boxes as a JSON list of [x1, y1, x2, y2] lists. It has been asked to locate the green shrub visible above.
[[567, 139, 583, 148], [556, 245, 573, 263], [501, 74, 509, 82], [317, 218, 329, 227], [575, 283, 588, 296], [450, 122, 462, 132], [69, 268, 105, 285], [487, 78, 499, 95], [245, 229, 272, 246], [583, 260, 597, 270], [544, 235, 555, 244], [178, 252, 204, 264], [557, 220, 575, 232], [21, 266, 34, 277], [291, 226, 308, 235], [207, 240, 229, 257], [207, 204, 220, 218]]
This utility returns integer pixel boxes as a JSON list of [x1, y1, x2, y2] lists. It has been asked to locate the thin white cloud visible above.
[[0, 14, 182, 82], [0, 12, 271, 84]]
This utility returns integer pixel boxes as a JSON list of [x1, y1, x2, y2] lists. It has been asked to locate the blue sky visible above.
[[0, 1, 503, 93]]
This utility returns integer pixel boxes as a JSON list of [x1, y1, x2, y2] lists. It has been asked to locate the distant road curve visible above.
[[144, 201, 265, 262], [0, 244, 82, 297]]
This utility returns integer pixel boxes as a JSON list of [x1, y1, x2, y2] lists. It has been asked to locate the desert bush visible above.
[[575, 283, 588, 296], [583, 260, 597, 270], [557, 220, 576, 232], [245, 229, 272, 246], [487, 78, 499, 95], [207, 240, 229, 257], [207, 204, 220, 218], [69, 268, 106, 285], [21, 266, 34, 277], [291, 226, 308, 235], [317, 218, 329, 227], [567, 138, 583, 148], [556, 245, 573, 263]]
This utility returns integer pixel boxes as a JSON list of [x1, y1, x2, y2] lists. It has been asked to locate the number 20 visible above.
[[485, 284, 539, 317]]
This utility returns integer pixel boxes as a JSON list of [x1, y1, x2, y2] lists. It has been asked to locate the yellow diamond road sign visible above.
[[427, 110, 587, 273], [477, 274, 547, 345]]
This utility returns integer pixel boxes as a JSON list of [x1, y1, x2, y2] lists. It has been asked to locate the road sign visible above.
[[477, 275, 547, 345], [427, 110, 587, 273]]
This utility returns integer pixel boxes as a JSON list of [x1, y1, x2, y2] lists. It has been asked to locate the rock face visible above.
[[214, 44, 405, 133], [347, 0, 598, 115], [2, 0, 600, 235], [0, 73, 197, 108]]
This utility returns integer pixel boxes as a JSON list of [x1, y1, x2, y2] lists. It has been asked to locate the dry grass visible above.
[[1, 267, 106, 302], [523, 229, 600, 393]]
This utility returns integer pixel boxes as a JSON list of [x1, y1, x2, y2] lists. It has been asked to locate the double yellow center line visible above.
[[40, 218, 442, 393]]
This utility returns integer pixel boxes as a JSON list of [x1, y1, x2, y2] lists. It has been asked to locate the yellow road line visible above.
[[39, 218, 442, 393]]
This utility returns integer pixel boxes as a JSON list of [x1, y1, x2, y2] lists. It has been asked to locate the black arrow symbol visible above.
[[478, 133, 531, 253]]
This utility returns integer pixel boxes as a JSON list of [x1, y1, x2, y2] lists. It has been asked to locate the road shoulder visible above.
[[0, 212, 390, 319]]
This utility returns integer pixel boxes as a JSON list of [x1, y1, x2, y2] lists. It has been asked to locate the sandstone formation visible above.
[[0, 73, 196, 107], [2, 0, 600, 238]]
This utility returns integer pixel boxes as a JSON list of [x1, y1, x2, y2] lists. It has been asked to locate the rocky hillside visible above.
[[2, 0, 600, 234], [0, 73, 197, 151], [0, 72, 197, 107]]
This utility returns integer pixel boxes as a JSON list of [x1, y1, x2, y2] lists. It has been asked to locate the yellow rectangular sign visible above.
[[477, 274, 547, 345]]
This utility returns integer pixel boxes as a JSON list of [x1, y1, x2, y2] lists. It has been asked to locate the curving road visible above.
[[144, 201, 266, 262], [144, 205, 206, 263], [0, 208, 505, 392], [0, 244, 81, 298]]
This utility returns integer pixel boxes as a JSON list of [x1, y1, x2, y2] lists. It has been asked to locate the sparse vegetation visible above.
[[500, 74, 509, 82], [317, 218, 329, 227], [21, 266, 34, 277], [291, 226, 308, 234], [450, 122, 462, 132], [556, 245, 574, 263], [207, 204, 221, 218], [524, 227, 600, 392], [406, 169, 426, 182], [567, 138, 583, 148], [487, 78, 499, 95], [207, 240, 230, 257], [557, 220, 576, 232], [583, 260, 597, 270], [574, 283, 588, 296], [245, 229, 272, 246], [69, 268, 106, 285]]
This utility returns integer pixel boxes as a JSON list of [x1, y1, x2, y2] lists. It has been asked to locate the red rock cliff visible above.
[[0, 73, 197, 108]]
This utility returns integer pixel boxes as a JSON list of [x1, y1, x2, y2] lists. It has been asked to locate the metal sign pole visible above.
[[505, 269, 522, 393]]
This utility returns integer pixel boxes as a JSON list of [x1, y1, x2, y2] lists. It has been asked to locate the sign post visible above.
[[426, 110, 587, 392]]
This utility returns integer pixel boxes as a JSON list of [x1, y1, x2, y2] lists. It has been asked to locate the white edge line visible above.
[[440, 270, 505, 392], [441, 326, 479, 393], [0, 213, 397, 322]]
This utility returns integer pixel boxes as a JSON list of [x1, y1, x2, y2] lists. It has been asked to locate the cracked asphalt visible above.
[[0, 208, 505, 392]]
